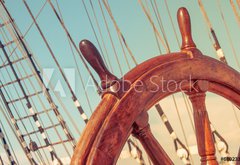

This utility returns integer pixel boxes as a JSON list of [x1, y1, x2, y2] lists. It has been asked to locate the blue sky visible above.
[[0, 0, 240, 164]]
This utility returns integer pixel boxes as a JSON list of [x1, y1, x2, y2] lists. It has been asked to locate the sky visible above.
[[0, 0, 239, 164]]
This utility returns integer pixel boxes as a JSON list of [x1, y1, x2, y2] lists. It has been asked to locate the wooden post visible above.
[[187, 81, 218, 165]]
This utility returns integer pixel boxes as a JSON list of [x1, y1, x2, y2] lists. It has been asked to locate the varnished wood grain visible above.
[[71, 7, 240, 165], [177, 7, 196, 50], [133, 112, 173, 165], [71, 55, 240, 164]]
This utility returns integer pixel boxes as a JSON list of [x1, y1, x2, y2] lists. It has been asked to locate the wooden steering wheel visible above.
[[71, 7, 240, 165]]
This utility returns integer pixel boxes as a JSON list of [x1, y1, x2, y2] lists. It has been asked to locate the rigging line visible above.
[[198, 0, 228, 63], [0, 26, 73, 162], [97, 0, 123, 75], [143, 0, 162, 54], [2, 35, 73, 158], [0, 26, 75, 152], [89, 0, 113, 72], [0, 120, 19, 165], [216, 0, 240, 69], [54, 0, 93, 113], [155, 104, 190, 163], [0, 0, 47, 66], [13, 34, 82, 136], [145, 0, 163, 56], [0, 155, 10, 165], [0, 121, 16, 165], [46, 0, 101, 93], [198, 0, 240, 133], [0, 30, 45, 143], [0, 40, 63, 164], [149, 0, 170, 51], [164, 0, 180, 48], [101, 0, 131, 69], [0, 61, 47, 164], [153, 26, 162, 54], [128, 139, 146, 165], [0, 10, 81, 139], [0, 19, 71, 155], [103, 1, 131, 69], [237, 0, 240, 10], [172, 95, 194, 164], [138, 0, 169, 53], [0, 89, 37, 165], [0, 38, 40, 145], [230, 0, 240, 28], [180, 93, 195, 133], [102, 0, 138, 66], [81, 0, 108, 67], [22, 0, 89, 124], [232, 104, 240, 128]]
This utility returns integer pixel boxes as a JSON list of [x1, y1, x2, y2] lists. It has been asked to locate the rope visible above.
[[0, 27, 48, 163], [198, 0, 228, 63], [164, 0, 181, 48], [47, 0, 101, 92], [1, 4, 76, 158], [0, 123, 16, 164], [81, 0, 108, 67], [89, 0, 113, 72], [155, 104, 190, 164], [229, 0, 240, 28], [0, 28, 52, 164], [97, 0, 123, 75], [144, 0, 162, 54], [0, 120, 19, 164], [1, 0, 48, 66], [0, 5, 82, 136], [0, 40, 63, 164], [22, 0, 89, 124], [216, 0, 240, 69], [149, 0, 170, 51], [55, 0, 93, 113], [102, 0, 138, 67], [0, 15, 76, 150], [232, 104, 240, 128], [0, 86, 37, 165], [237, 0, 240, 10], [138, 0, 169, 53]]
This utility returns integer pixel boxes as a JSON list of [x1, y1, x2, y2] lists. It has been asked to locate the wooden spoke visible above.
[[132, 112, 173, 165], [187, 81, 218, 165]]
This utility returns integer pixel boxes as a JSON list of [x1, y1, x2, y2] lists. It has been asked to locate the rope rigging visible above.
[[21, 0, 89, 124], [0, 121, 16, 165], [0, 1, 239, 164], [0, 28, 73, 159], [2, 0, 76, 143], [0, 2, 80, 162], [198, 0, 228, 64], [47, 0, 101, 92], [216, 0, 240, 69]]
